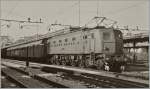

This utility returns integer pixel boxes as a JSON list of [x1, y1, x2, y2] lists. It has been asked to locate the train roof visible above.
[[2, 17, 117, 49], [2, 26, 110, 49]]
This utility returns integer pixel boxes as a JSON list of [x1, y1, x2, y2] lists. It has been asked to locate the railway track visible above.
[[1, 62, 88, 88], [1, 59, 149, 88], [42, 66, 149, 88], [1, 65, 65, 88], [1, 72, 20, 88]]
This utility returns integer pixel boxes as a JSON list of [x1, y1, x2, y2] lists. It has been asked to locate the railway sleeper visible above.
[[81, 73, 149, 88], [2, 67, 52, 88], [2, 63, 87, 88]]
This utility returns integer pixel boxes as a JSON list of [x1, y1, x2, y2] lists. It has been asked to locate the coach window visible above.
[[83, 35, 87, 39], [53, 41, 56, 44], [65, 38, 68, 42], [91, 33, 94, 38], [103, 32, 110, 40], [59, 40, 62, 43], [85, 35, 87, 39], [72, 37, 76, 41]]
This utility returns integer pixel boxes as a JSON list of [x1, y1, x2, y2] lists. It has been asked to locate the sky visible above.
[[0, 0, 149, 41]]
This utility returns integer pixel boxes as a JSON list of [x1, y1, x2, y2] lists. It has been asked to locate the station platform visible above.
[[1, 59, 149, 85]]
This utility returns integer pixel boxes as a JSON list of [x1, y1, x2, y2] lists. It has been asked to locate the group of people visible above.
[[103, 56, 127, 73]]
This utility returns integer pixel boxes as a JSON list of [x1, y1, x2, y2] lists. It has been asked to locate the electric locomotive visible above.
[[46, 25, 123, 69]]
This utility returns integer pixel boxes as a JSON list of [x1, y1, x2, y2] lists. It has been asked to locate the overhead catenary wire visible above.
[[46, 1, 81, 31], [97, 0, 99, 17], [102, 2, 146, 30], [5, 1, 20, 18], [0, 18, 43, 23], [105, 2, 146, 16], [49, 1, 80, 24], [78, 0, 80, 26]]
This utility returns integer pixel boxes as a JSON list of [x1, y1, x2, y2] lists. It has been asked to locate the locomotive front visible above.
[[102, 29, 123, 57], [102, 28, 125, 72]]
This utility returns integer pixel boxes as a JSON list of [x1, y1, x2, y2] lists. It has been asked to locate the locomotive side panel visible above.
[[47, 31, 83, 54], [47, 29, 106, 55], [89, 29, 103, 54]]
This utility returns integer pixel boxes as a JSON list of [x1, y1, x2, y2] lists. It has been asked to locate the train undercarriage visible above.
[[46, 53, 119, 70]]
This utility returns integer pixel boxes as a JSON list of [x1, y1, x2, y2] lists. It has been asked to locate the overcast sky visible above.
[[0, 0, 149, 40]]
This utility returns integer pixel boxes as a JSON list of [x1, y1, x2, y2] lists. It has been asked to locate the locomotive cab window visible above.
[[118, 34, 122, 39], [103, 32, 110, 40]]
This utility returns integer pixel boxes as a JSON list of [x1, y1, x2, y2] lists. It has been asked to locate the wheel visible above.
[[61, 59, 66, 66], [49, 56, 54, 64], [71, 59, 77, 67], [78, 59, 84, 68], [56, 59, 60, 65], [85, 57, 90, 67], [47, 58, 52, 64], [96, 59, 104, 70]]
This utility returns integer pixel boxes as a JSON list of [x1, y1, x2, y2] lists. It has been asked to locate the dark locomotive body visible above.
[[1, 26, 124, 70]]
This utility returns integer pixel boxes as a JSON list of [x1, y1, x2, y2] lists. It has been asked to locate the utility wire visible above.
[[0, 18, 43, 23], [97, 0, 99, 17], [78, 0, 80, 26], [6, 2, 20, 18], [50, 1, 79, 23], [106, 2, 145, 16]]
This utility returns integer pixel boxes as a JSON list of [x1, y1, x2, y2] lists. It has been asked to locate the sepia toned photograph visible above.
[[0, 0, 149, 88]]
